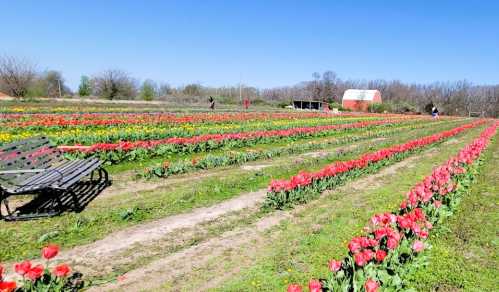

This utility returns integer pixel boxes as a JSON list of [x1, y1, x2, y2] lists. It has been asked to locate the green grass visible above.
[[0, 121, 479, 262], [214, 125, 489, 292], [404, 137, 498, 291]]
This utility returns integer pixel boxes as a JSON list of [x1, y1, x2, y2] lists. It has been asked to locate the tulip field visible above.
[[0, 104, 497, 291]]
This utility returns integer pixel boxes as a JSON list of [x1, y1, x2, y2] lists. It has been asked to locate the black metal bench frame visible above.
[[0, 136, 111, 221]]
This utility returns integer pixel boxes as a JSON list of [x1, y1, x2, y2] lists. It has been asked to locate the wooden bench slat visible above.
[[0, 169, 46, 175], [58, 159, 103, 189], [20, 160, 82, 188], [19, 159, 101, 191], [19, 160, 76, 186]]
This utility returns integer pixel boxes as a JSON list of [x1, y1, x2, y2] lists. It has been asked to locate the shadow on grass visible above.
[[2, 179, 110, 221]]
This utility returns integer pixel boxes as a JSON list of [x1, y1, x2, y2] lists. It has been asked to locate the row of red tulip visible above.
[[287, 121, 497, 292], [268, 120, 485, 195], [60, 119, 404, 154]]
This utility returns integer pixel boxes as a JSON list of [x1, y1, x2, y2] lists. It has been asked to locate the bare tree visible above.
[[183, 83, 201, 96], [0, 55, 36, 97], [322, 71, 338, 102], [158, 83, 172, 96], [312, 72, 321, 100], [91, 70, 137, 100]]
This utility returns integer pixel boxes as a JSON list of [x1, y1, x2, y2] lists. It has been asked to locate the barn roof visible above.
[[342, 89, 380, 101]]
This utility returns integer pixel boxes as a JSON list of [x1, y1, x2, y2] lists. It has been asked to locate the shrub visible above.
[[78, 76, 92, 96], [368, 103, 392, 113], [140, 80, 157, 101]]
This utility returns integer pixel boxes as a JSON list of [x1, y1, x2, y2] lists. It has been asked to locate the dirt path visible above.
[[60, 190, 267, 263], [88, 148, 438, 291]]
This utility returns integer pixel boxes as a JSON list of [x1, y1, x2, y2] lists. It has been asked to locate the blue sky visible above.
[[2, 0, 499, 90]]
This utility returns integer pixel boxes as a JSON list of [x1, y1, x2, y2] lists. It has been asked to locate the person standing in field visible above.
[[431, 105, 439, 119], [322, 98, 330, 112], [209, 96, 215, 110], [243, 98, 250, 110]]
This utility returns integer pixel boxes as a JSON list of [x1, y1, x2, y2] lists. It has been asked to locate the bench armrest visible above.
[[0, 169, 46, 175]]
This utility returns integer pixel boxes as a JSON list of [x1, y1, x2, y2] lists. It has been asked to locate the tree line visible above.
[[0, 55, 497, 117], [0, 55, 262, 103], [264, 71, 498, 117]]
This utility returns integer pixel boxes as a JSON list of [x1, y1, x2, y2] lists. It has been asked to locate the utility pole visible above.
[[57, 79, 62, 98], [239, 74, 242, 104], [239, 82, 242, 103]]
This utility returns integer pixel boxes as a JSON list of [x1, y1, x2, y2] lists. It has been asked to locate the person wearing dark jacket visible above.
[[431, 105, 439, 119], [209, 96, 215, 110]]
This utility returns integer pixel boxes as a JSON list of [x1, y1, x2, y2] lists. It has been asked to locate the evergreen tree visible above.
[[78, 75, 92, 96], [140, 80, 156, 101]]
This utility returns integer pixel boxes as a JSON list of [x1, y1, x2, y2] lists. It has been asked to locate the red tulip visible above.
[[418, 230, 429, 239], [412, 240, 425, 253], [348, 238, 362, 253], [14, 260, 32, 276], [287, 284, 302, 292], [0, 281, 17, 292], [308, 279, 322, 292], [364, 279, 379, 292], [0, 264, 4, 277], [42, 244, 59, 260], [375, 250, 387, 263], [53, 263, 71, 277], [25, 264, 44, 281], [328, 260, 342, 272], [354, 253, 367, 267], [386, 238, 398, 250], [362, 249, 374, 262]]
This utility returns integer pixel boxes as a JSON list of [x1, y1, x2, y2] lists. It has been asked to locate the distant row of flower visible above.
[[0, 244, 83, 292], [0, 115, 395, 146], [264, 120, 486, 209], [142, 120, 452, 179], [1, 112, 397, 128], [287, 121, 497, 292], [61, 119, 411, 163]]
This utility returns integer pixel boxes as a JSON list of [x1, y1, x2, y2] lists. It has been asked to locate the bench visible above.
[[0, 136, 110, 220]]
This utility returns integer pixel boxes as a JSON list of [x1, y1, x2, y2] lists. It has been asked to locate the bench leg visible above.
[[98, 167, 111, 186], [68, 189, 80, 211], [0, 190, 64, 221], [1, 196, 14, 220]]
